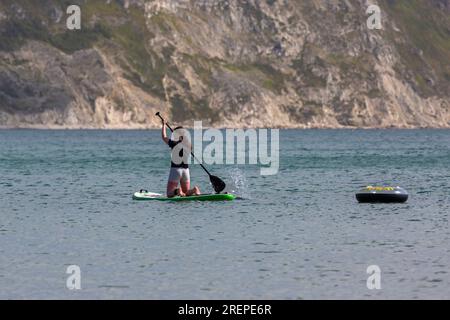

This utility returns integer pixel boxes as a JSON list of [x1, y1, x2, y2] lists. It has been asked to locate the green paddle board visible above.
[[133, 191, 236, 202]]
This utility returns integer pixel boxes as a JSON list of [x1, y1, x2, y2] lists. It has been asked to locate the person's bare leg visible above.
[[181, 180, 200, 196], [180, 178, 190, 194], [167, 181, 179, 197]]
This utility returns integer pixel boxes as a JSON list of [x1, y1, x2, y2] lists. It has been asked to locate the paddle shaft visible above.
[[156, 113, 212, 177]]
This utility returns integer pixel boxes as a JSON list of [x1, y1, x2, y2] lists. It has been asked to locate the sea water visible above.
[[0, 129, 449, 299]]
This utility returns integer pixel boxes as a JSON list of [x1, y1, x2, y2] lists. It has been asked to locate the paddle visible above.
[[156, 112, 226, 194]]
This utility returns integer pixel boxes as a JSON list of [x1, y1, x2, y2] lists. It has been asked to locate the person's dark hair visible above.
[[173, 126, 185, 142]]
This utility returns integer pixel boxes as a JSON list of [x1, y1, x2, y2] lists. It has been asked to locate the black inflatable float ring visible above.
[[356, 186, 408, 203]]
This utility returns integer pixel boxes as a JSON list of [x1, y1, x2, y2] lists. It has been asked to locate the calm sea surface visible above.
[[0, 129, 449, 299]]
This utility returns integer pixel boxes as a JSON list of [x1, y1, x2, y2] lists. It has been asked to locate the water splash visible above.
[[227, 167, 250, 199]]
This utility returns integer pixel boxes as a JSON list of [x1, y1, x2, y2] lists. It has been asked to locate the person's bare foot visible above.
[[186, 186, 201, 196], [177, 188, 186, 197], [168, 188, 186, 197]]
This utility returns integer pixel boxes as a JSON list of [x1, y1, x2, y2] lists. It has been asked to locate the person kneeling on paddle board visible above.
[[161, 120, 201, 197]]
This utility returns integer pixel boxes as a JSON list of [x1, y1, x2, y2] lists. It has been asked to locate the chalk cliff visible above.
[[0, 0, 449, 128]]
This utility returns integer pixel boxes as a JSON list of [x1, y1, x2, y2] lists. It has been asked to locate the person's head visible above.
[[171, 126, 187, 142], [170, 126, 191, 163]]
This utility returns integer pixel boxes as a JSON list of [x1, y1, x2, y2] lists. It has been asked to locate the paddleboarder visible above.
[[160, 118, 201, 197], [156, 112, 227, 195]]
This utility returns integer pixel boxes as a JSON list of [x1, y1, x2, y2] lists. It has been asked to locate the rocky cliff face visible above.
[[0, 0, 449, 128]]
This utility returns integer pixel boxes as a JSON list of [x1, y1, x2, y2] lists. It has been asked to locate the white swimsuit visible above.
[[168, 167, 190, 183]]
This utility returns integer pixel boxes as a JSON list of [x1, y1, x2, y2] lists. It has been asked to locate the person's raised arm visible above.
[[161, 120, 169, 145]]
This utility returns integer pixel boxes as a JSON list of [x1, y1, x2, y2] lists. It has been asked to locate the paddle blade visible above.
[[210, 175, 226, 194]]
